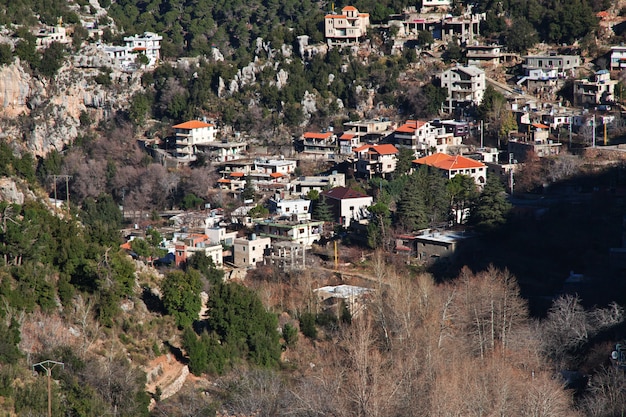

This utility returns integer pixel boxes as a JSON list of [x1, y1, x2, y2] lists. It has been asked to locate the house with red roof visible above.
[[296, 131, 337, 158], [321, 186, 373, 227], [338, 132, 359, 155], [354, 143, 399, 178], [324, 5, 370, 46], [394, 119, 460, 157], [413, 153, 487, 187], [172, 120, 217, 159], [508, 122, 561, 162]]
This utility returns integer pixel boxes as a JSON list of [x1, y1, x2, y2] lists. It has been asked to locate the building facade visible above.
[[324, 6, 370, 46], [439, 65, 486, 114]]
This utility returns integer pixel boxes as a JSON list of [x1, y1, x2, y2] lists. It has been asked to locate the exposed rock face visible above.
[[0, 55, 142, 157], [0, 60, 32, 117], [0, 177, 25, 205]]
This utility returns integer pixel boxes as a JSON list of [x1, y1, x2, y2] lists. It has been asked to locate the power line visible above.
[[49, 175, 72, 214], [32, 360, 64, 417]]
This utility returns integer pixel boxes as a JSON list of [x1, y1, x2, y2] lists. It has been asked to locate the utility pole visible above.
[[49, 175, 72, 213], [592, 114, 596, 148], [32, 360, 64, 417]]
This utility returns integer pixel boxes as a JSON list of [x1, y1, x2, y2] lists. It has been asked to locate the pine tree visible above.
[[396, 174, 428, 232], [470, 175, 512, 233], [313, 196, 333, 223]]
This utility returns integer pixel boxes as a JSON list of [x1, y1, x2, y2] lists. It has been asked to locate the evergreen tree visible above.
[[161, 269, 202, 328], [447, 174, 479, 225], [396, 173, 428, 232], [395, 147, 416, 177], [470, 175, 512, 233], [367, 202, 391, 249], [313, 196, 333, 223]]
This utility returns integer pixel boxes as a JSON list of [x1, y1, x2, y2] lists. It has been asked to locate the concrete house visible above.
[[610, 45, 626, 71], [123, 32, 163, 67], [439, 65, 486, 113], [321, 186, 373, 227], [324, 5, 370, 46], [354, 144, 399, 178], [233, 234, 271, 268], [172, 120, 217, 159], [394, 120, 461, 157], [254, 219, 324, 247], [297, 131, 337, 157], [574, 70, 618, 106]]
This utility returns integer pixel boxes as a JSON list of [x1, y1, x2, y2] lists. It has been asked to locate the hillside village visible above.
[[3, 0, 626, 415]]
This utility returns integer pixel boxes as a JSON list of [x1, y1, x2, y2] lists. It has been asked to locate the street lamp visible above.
[[32, 360, 64, 417]]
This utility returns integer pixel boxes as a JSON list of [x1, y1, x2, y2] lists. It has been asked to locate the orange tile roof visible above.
[[395, 120, 426, 133], [340, 133, 356, 140], [270, 172, 284, 178], [413, 153, 485, 170], [342, 6, 357, 11], [173, 120, 214, 129], [354, 144, 398, 155], [596, 11, 609, 18], [325, 14, 345, 18], [532, 123, 550, 129], [120, 241, 132, 250], [229, 172, 245, 177], [217, 178, 231, 183], [303, 131, 333, 139]]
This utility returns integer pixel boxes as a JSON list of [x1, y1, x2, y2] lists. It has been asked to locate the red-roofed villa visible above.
[[413, 153, 487, 187]]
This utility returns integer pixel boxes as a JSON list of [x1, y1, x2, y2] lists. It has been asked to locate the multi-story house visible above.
[[123, 32, 163, 67], [197, 140, 248, 163], [321, 186, 373, 228], [342, 118, 396, 143], [466, 44, 503, 67], [233, 234, 272, 268], [574, 70, 618, 106], [394, 120, 462, 157], [35, 20, 69, 49], [268, 197, 312, 218], [338, 133, 360, 156], [413, 152, 487, 187], [172, 120, 217, 159], [288, 172, 346, 196], [610, 45, 626, 71], [324, 6, 370, 46], [522, 54, 580, 77], [439, 65, 486, 114], [354, 144, 399, 178], [508, 123, 562, 162], [296, 131, 337, 157], [254, 219, 324, 248]]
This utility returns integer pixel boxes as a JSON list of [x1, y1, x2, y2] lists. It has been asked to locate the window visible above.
[[286, 207, 290, 212], [349, 206, 354, 211], [243, 247, 246, 251], [252, 246, 256, 251], [471, 169, 476, 173]]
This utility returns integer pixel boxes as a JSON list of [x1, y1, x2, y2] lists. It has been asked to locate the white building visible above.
[[439, 65, 486, 114], [321, 186, 373, 227], [255, 158, 297, 175], [123, 32, 162, 67], [172, 120, 217, 159], [35, 22, 69, 49], [324, 5, 370, 46], [268, 198, 312, 217], [354, 144, 399, 178], [255, 219, 324, 247], [610, 46, 626, 71], [413, 153, 487, 187], [233, 235, 271, 268], [574, 70, 618, 106], [289, 172, 346, 196]]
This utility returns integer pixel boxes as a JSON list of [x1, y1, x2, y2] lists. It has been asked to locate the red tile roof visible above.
[[413, 153, 485, 170], [395, 119, 427, 133], [303, 131, 334, 139], [532, 123, 550, 129], [173, 120, 214, 129], [353, 144, 398, 155], [342, 6, 357, 11], [322, 186, 370, 200], [230, 172, 245, 177], [217, 178, 231, 183], [340, 133, 356, 140], [270, 172, 284, 178]]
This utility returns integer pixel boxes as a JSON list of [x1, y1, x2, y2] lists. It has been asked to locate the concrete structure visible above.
[[394, 120, 461, 157], [397, 229, 474, 264], [321, 186, 373, 227], [254, 219, 324, 247], [353, 144, 399, 178], [508, 123, 562, 162], [123, 32, 162, 67], [342, 118, 396, 143], [574, 70, 618, 106], [610, 45, 626, 71], [254, 157, 297, 175], [439, 65, 486, 114], [233, 234, 271, 268], [171, 233, 224, 267], [413, 152, 487, 187], [324, 6, 370, 46], [172, 120, 217, 159], [205, 227, 237, 247], [296, 131, 337, 157], [265, 241, 308, 271], [35, 21, 69, 49], [288, 172, 346, 196], [522, 54, 580, 76], [466, 44, 503, 67], [268, 198, 312, 217], [440, 13, 483, 44], [197, 140, 247, 162], [314, 284, 373, 318], [338, 133, 360, 155], [421, 0, 451, 10]]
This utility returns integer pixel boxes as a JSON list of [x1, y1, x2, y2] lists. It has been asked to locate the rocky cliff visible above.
[[0, 51, 143, 158]]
